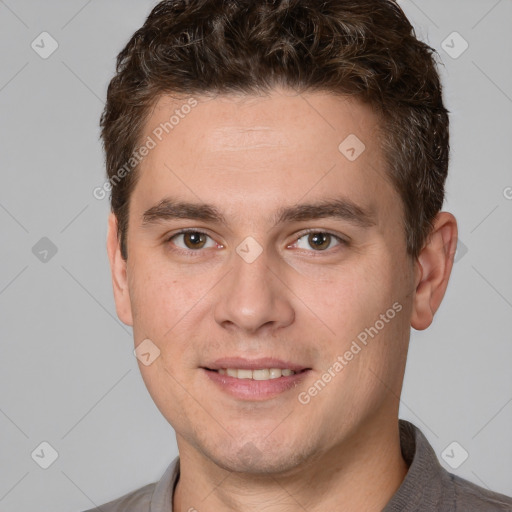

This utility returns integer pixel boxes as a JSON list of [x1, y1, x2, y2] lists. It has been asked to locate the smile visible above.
[[203, 366, 311, 401], [216, 368, 296, 380]]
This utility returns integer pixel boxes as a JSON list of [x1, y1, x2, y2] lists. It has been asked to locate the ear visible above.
[[106, 212, 133, 326], [411, 211, 458, 330]]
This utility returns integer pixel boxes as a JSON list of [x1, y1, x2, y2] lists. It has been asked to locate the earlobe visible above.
[[411, 212, 458, 331], [106, 213, 134, 326]]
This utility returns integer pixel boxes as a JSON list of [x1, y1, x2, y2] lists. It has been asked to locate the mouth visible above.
[[201, 358, 312, 400], [203, 367, 309, 380]]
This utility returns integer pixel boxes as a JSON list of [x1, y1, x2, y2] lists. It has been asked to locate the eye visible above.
[[166, 229, 347, 254], [168, 229, 219, 251], [289, 230, 347, 252]]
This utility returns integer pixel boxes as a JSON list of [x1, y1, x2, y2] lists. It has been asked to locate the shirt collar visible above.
[[383, 419, 454, 511], [150, 455, 180, 512]]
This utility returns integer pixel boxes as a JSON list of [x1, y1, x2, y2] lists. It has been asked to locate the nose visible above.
[[213, 245, 295, 335]]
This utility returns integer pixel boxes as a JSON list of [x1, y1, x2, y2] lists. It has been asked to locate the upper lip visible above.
[[203, 357, 310, 372]]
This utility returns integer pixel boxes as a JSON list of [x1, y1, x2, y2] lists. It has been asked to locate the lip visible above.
[[203, 357, 309, 372], [201, 357, 312, 401]]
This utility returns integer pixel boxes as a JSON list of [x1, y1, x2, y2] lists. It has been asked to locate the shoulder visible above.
[[388, 420, 512, 512], [78, 457, 179, 512], [80, 482, 156, 512], [449, 473, 512, 511]]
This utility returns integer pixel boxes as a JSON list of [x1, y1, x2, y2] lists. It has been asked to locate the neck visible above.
[[173, 417, 409, 512]]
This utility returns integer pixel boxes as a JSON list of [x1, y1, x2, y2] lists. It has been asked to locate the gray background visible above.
[[0, 0, 511, 510]]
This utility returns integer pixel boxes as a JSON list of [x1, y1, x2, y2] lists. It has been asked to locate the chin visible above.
[[201, 438, 311, 475]]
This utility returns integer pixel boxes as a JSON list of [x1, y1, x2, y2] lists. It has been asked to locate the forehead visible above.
[[132, 88, 398, 226], [145, 89, 380, 151]]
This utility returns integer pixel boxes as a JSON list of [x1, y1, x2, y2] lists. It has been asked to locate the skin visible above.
[[107, 87, 458, 511]]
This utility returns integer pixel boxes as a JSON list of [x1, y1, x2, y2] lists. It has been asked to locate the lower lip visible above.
[[203, 368, 311, 401]]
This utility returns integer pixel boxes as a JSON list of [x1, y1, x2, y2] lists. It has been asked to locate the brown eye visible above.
[[289, 231, 346, 252], [169, 231, 216, 251], [183, 232, 207, 249], [308, 232, 331, 250]]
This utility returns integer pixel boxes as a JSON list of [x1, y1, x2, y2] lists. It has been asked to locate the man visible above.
[[87, 0, 512, 510]]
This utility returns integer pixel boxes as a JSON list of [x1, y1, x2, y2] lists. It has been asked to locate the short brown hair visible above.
[[100, 0, 449, 261]]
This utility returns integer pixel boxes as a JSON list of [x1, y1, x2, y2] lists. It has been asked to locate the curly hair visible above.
[[100, 0, 449, 261]]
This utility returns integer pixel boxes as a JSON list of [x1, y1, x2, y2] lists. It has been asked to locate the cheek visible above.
[[137, 357, 194, 432], [128, 257, 214, 373], [333, 257, 410, 398], [316, 253, 409, 381], [308, 260, 394, 344], [128, 256, 191, 342], [130, 247, 190, 308]]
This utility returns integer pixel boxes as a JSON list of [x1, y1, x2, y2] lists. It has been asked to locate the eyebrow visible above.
[[141, 196, 376, 229]]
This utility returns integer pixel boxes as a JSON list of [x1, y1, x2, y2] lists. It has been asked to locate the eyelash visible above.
[[165, 228, 348, 256]]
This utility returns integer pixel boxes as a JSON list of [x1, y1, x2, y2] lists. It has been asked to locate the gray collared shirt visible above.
[[82, 420, 512, 511]]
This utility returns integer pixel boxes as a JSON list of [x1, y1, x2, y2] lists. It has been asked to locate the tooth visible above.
[[269, 368, 282, 379], [219, 368, 298, 379], [253, 369, 270, 380]]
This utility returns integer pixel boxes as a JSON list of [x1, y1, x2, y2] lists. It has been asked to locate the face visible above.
[[109, 88, 420, 475]]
